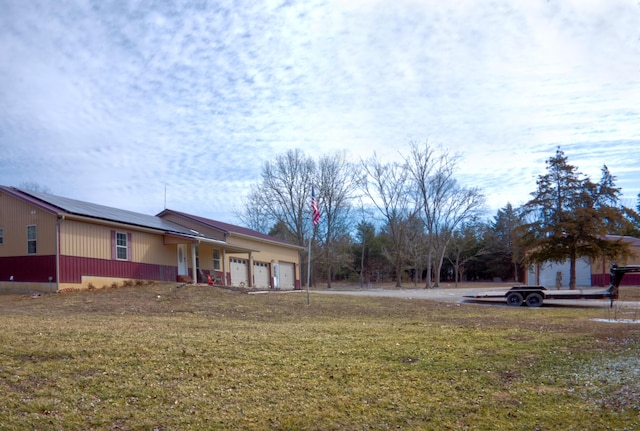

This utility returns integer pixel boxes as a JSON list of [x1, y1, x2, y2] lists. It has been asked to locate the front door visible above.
[[177, 244, 188, 276]]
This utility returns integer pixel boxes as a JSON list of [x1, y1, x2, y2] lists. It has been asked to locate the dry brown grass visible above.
[[0, 283, 639, 430]]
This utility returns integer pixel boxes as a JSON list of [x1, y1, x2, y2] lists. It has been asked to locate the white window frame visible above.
[[213, 249, 221, 270], [27, 225, 37, 254], [115, 231, 128, 260]]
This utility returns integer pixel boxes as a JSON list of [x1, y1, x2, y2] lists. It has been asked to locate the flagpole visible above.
[[306, 236, 311, 305], [308, 186, 320, 305]]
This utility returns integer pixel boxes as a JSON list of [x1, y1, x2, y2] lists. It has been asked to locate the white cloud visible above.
[[1, 0, 639, 221]]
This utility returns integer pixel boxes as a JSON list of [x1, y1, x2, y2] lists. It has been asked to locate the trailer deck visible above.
[[463, 264, 640, 307]]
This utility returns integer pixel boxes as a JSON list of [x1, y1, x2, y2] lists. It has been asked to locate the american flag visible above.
[[311, 187, 321, 225]]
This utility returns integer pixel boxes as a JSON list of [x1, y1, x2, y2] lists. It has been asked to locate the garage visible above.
[[230, 257, 248, 287], [253, 261, 270, 289]]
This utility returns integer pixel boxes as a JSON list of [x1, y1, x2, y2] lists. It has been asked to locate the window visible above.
[[27, 225, 37, 254], [0, 228, 4, 245], [116, 232, 127, 260], [213, 249, 221, 270]]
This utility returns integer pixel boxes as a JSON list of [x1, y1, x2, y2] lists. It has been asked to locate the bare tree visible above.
[[404, 141, 485, 288], [315, 152, 358, 288], [19, 181, 52, 194], [239, 149, 315, 246], [404, 213, 429, 286], [360, 154, 415, 287], [238, 188, 274, 234], [446, 219, 486, 286], [238, 149, 316, 285]]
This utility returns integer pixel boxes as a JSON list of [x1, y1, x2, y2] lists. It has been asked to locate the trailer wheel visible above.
[[525, 293, 543, 307], [506, 292, 523, 306]]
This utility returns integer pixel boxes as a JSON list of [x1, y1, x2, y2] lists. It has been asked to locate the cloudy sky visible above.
[[1, 0, 639, 224]]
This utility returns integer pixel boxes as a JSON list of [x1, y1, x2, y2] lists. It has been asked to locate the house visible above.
[[525, 235, 640, 288], [0, 186, 302, 293], [157, 209, 302, 290]]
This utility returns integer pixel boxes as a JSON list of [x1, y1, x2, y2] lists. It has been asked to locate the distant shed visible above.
[[524, 235, 640, 288]]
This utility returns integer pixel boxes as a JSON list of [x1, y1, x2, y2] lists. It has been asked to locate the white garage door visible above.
[[230, 258, 248, 287], [278, 262, 295, 290], [253, 261, 270, 289]]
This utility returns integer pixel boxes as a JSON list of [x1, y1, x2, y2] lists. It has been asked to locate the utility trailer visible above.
[[464, 264, 640, 307]]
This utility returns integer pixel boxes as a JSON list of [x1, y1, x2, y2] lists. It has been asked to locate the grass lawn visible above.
[[1, 284, 639, 430]]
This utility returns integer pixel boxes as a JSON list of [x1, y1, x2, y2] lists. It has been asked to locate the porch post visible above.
[[191, 243, 197, 283], [222, 249, 227, 285]]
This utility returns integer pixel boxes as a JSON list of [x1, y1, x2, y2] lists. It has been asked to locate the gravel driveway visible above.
[[314, 287, 480, 303], [314, 286, 638, 309]]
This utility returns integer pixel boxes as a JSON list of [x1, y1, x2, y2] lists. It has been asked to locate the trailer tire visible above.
[[506, 292, 523, 307], [525, 293, 543, 307]]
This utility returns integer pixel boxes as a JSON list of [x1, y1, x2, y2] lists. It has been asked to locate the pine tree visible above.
[[520, 148, 631, 289], [484, 203, 526, 282]]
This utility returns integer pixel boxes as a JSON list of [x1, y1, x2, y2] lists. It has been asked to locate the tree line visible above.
[[239, 144, 640, 289]]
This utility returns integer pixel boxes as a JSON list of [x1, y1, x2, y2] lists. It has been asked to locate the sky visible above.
[[1, 0, 639, 225]]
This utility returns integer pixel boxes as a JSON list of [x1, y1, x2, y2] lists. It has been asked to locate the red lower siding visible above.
[[59, 255, 177, 283], [1, 255, 179, 284], [0, 255, 57, 282]]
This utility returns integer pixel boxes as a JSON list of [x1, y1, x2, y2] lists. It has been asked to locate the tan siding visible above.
[[133, 232, 175, 265], [229, 235, 300, 261], [61, 220, 110, 258], [60, 220, 175, 265], [198, 246, 214, 271], [591, 247, 640, 273], [0, 192, 57, 256], [227, 235, 301, 281]]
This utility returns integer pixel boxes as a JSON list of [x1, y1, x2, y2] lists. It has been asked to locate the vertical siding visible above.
[[61, 220, 111, 259], [132, 232, 175, 265], [0, 192, 57, 256], [591, 253, 640, 287], [60, 220, 175, 265], [59, 255, 177, 283], [227, 235, 301, 282], [56, 219, 179, 284], [198, 246, 214, 271], [0, 255, 56, 282]]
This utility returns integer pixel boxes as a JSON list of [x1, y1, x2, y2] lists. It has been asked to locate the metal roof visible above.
[[12, 187, 200, 236], [157, 209, 303, 249]]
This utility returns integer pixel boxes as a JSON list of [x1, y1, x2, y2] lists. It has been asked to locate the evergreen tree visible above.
[[520, 148, 632, 289], [484, 203, 525, 282]]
